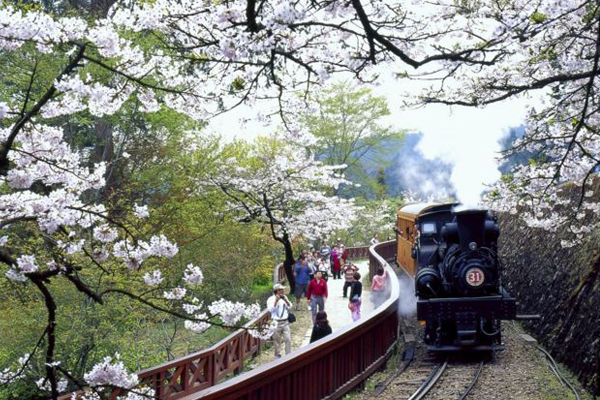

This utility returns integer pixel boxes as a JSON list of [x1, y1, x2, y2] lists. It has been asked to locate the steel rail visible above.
[[373, 341, 416, 396], [408, 360, 448, 400], [458, 360, 484, 400]]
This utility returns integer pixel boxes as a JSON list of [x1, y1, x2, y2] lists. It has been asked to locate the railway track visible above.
[[374, 342, 486, 400], [415, 358, 484, 400]]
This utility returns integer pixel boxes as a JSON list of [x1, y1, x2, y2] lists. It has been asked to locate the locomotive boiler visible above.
[[396, 203, 518, 351]]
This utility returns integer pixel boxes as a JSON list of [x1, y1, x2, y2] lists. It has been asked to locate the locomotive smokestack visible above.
[[455, 209, 487, 252]]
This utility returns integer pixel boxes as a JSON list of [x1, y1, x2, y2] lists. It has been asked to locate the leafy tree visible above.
[[334, 198, 402, 247], [2, 0, 600, 397], [200, 137, 358, 293], [300, 82, 404, 198]]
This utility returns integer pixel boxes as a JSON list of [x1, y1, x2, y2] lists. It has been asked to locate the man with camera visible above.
[[267, 283, 292, 358]]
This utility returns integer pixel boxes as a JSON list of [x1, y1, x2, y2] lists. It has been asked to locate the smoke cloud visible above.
[[397, 273, 417, 317], [388, 133, 455, 200], [373, 74, 531, 207]]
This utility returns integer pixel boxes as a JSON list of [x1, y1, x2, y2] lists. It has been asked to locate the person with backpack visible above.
[[342, 263, 358, 298], [266, 283, 292, 358], [348, 272, 363, 322]]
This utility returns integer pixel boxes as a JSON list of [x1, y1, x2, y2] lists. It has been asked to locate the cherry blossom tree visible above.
[[199, 138, 359, 292], [3, 0, 599, 397], [405, 1, 600, 245]]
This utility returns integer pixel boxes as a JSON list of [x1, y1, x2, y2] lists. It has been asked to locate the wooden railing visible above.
[[61, 263, 285, 400], [181, 240, 399, 400], [120, 262, 290, 399], [63, 243, 398, 400], [121, 310, 272, 400], [346, 245, 370, 260]]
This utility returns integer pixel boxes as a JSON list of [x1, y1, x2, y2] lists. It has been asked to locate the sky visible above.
[[207, 71, 532, 207]]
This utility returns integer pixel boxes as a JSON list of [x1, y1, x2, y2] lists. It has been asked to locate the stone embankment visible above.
[[498, 213, 600, 395]]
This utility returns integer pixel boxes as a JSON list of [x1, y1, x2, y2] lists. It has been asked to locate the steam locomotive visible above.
[[396, 203, 518, 351]]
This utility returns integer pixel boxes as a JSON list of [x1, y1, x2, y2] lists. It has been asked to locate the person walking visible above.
[[371, 267, 389, 308], [348, 272, 363, 322], [306, 271, 328, 323], [331, 246, 341, 279], [342, 263, 358, 298], [266, 283, 292, 358], [293, 255, 311, 310], [309, 311, 333, 343], [341, 245, 348, 265], [370, 234, 379, 246]]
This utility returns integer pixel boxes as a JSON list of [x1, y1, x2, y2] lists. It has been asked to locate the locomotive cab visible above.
[[396, 203, 518, 352]]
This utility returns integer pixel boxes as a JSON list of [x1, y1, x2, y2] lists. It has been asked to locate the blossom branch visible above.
[[0, 44, 86, 175]]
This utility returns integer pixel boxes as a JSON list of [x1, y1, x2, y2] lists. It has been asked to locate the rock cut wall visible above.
[[498, 213, 600, 394]]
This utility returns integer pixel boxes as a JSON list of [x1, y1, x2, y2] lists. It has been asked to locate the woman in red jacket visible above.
[[331, 246, 341, 279], [306, 271, 328, 324]]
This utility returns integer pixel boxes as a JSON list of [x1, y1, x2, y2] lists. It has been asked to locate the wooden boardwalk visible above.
[[302, 260, 375, 345]]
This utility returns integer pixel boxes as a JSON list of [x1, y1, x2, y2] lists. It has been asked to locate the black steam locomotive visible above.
[[410, 204, 518, 351]]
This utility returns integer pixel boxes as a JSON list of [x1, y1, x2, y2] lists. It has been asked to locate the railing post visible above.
[[182, 362, 189, 392], [158, 371, 165, 399], [209, 352, 216, 387], [235, 333, 245, 375]]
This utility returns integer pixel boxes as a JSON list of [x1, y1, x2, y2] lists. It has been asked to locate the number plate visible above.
[[466, 267, 485, 287]]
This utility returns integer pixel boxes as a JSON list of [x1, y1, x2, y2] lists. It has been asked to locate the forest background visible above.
[[2, 0, 599, 398], [0, 5, 403, 398]]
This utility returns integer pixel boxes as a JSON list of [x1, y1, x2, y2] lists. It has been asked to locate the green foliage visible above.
[[530, 11, 548, 24], [0, 24, 401, 396], [0, 91, 278, 395], [334, 198, 403, 246], [300, 81, 405, 199]]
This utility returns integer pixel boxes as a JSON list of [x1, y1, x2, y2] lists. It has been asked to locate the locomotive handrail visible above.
[[186, 241, 399, 400]]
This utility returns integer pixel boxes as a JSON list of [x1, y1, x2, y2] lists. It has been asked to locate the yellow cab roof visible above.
[[397, 202, 447, 221]]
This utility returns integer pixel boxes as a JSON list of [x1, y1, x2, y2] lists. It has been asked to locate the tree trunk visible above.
[[282, 234, 296, 295]]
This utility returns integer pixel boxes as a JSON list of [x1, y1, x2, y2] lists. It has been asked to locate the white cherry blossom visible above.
[[83, 354, 138, 389], [183, 264, 203, 286], [142, 270, 164, 286], [163, 287, 186, 300]]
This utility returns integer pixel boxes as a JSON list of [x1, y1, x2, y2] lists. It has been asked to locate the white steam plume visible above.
[[397, 274, 417, 317], [373, 72, 531, 207]]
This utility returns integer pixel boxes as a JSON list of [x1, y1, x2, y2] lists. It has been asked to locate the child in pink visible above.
[[348, 298, 361, 321], [348, 271, 362, 322]]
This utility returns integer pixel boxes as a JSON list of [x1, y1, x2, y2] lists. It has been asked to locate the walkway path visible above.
[[248, 260, 375, 368], [301, 260, 375, 345]]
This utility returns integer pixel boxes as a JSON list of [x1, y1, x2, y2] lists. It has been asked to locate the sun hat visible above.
[[273, 283, 286, 291]]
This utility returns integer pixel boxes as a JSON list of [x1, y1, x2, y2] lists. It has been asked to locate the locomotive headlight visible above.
[[465, 267, 485, 287]]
